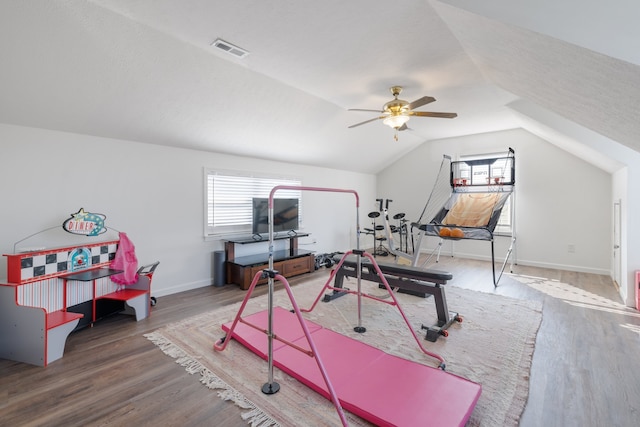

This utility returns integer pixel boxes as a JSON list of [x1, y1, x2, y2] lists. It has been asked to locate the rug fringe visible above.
[[144, 331, 281, 427]]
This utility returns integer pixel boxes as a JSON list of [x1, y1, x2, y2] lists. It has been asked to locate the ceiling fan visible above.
[[348, 86, 457, 140]]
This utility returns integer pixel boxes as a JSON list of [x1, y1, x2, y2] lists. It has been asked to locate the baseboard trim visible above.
[[420, 248, 611, 276], [152, 279, 213, 297]]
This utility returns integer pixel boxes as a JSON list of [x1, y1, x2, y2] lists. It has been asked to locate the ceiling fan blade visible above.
[[410, 111, 458, 119], [348, 108, 384, 113], [408, 96, 435, 110], [348, 116, 386, 128]]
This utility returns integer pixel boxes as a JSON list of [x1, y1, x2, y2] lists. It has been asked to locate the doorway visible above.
[[613, 200, 622, 288]]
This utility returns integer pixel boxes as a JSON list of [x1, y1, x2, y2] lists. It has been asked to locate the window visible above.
[[494, 196, 513, 234], [205, 169, 302, 236]]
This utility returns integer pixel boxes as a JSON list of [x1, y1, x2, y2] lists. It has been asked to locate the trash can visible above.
[[213, 250, 226, 287]]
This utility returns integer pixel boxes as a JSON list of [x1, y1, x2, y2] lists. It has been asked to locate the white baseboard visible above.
[[512, 258, 610, 276], [421, 248, 611, 276], [152, 279, 213, 297]]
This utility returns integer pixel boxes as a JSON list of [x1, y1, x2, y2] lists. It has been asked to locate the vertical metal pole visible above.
[[354, 204, 366, 333], [511, 186, 517, 271], [491, 238, 497, 287], [356, 204, 360, 252], [262, 199, 280, 394]]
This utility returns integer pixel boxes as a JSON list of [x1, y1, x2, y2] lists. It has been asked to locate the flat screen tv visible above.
[[252, 198, 299, 234]]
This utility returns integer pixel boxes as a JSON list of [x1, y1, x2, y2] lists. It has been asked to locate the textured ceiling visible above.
[[434, 0, 640, 154], [0, 0, 638, 174]]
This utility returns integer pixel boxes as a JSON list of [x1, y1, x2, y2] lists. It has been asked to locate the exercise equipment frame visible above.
[[214, 185, 455, 426]]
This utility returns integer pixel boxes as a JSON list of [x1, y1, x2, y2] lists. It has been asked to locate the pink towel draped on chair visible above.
[[110, 232, 139, 285]]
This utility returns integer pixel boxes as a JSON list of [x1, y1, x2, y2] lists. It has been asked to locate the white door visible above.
[[613, 200, 622, 287]]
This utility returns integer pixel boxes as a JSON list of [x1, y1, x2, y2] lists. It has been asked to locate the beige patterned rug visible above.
[[146, 274, 542, 426]]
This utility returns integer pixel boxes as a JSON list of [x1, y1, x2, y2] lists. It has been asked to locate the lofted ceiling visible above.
[[0, 0, 638, 174]]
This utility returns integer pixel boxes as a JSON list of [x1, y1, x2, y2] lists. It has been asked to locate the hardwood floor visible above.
[[1, 258, 639, 426], [426, 257, 640, 427]]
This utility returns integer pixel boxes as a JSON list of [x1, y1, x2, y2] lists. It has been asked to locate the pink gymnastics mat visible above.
[[222, 307, 481, 427]]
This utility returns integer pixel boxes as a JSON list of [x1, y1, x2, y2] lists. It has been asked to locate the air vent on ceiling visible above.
[[211, 39, 249, 59]]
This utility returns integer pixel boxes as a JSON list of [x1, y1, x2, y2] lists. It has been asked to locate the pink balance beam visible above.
[[222, 307, 481, 427]]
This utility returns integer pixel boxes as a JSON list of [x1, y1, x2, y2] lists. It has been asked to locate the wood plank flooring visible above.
[[1, 258, 639, 426]]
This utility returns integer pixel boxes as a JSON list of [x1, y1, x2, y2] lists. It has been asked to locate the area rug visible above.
[[145, 274, 542, 426]]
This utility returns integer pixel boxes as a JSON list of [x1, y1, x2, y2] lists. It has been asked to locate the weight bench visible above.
[[323, 255, 461, 341]]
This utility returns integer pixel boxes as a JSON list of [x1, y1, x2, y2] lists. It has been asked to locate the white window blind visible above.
[[205, 169, 302, 236]]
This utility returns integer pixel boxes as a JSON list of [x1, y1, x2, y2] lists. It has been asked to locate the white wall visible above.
[[377, 128, 612, 275], [507, 100, 640, 306], [0, 123, 376, 296]]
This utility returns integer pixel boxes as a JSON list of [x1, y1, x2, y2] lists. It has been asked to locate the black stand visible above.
[[262, 382, 280, 395], [365, 211, 388, 257], [393, 212, 408, 253]]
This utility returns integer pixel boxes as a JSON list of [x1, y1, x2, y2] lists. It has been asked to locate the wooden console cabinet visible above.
[[225, 234, 314, 290]]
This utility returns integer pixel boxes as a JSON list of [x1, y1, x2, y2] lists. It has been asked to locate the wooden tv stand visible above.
[[225, 233, 314, 290]]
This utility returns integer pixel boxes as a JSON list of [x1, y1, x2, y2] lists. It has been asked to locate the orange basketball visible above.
[[450, 228, 465, 238], [439, 227, 451, 237]]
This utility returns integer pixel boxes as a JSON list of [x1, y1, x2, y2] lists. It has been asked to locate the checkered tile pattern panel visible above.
[[19, 243, 117, 281]]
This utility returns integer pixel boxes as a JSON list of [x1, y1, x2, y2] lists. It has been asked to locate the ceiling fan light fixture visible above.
[[383, 114, 410, 129], [347, 86, 456, 140]]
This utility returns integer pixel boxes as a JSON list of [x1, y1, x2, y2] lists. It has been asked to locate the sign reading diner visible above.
[[62, 208, 107, 236]]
